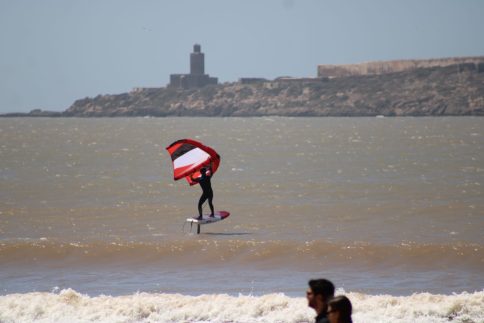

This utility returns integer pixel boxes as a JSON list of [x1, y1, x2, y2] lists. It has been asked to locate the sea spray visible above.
[[1, 289, 483, 323]]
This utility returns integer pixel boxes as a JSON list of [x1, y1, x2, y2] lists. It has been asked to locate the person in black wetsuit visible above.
[[191, 165, 214, 220]]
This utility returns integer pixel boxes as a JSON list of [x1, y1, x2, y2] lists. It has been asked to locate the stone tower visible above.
[[190, 44, 204, 75], [169, 44, 218, 89]]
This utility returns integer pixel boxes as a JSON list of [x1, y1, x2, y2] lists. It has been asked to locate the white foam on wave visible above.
[[350, 291, 484, 323], [0, 289, 483, 323]]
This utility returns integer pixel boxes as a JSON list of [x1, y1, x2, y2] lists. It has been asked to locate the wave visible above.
[[0, 288, 482, 323], [0, 238, 482, 271]]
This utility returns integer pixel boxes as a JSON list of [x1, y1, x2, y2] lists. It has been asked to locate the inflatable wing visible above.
[[166, 139, 220, 185]]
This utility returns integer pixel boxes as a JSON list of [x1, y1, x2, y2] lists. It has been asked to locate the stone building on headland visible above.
[[169, 44, 218, 89], [318, 56, 484, 78], [238, 78, 268, 84]]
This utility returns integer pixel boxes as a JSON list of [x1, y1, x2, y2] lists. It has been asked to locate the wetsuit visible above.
[[197, 170, 214, 218]]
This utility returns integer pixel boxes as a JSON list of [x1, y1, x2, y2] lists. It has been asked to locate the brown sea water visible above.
[[0, 117, 483, 299]]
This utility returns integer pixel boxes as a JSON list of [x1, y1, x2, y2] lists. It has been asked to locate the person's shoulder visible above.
[[315, 315, 329, 323]]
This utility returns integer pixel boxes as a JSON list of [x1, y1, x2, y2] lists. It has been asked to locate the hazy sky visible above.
[[1, 0, 483, 113]]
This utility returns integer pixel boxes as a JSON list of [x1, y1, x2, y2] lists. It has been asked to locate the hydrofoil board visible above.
[[186, 210, 230, 225]]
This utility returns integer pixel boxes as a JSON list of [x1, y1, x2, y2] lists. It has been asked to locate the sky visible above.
[[0, 0, 483, 113]]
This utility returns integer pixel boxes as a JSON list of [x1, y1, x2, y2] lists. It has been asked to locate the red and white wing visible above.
[[166, 139, 220, 185]]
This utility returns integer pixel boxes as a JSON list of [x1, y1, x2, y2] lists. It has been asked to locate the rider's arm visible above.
[[206, 162, 213, 174]]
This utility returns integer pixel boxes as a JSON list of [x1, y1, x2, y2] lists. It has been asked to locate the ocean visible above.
[[0, 117, 483, 322]]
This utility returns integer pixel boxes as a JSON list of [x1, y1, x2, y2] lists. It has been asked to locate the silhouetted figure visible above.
[[191, 165, 214, 220], [327, 295, 353, 323], [307, 278, 335, 323]]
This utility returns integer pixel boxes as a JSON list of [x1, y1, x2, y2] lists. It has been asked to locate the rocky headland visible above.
[[5, 57, 484, 117]]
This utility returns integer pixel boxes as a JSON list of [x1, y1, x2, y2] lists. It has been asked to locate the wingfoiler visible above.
[[166, 139, 229, 234]]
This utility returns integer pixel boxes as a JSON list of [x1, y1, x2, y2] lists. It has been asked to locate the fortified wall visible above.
[[318, 56, 484, 78]]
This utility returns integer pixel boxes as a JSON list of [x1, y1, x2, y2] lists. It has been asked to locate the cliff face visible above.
[[63, 63, 484, 117]]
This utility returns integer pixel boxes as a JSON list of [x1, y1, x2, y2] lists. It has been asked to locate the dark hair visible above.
[[328, 295, 353, 323], [308, 279, 335, 300]]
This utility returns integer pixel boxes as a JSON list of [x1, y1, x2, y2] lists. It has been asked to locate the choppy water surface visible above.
[[0, 117, 483, 322]]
